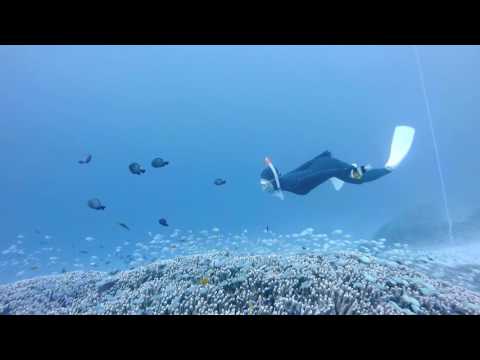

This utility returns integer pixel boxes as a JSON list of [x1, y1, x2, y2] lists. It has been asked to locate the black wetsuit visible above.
[[263, 151, 391, 195]]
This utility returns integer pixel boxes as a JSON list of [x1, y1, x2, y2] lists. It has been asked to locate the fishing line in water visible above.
[[412, 45, 454, 242]]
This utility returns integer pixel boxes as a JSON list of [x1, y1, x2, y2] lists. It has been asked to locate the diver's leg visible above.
[[337, 167, 391, 184], [360, 168, 391, 182]]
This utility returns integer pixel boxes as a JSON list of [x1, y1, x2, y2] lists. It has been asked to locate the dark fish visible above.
[[80, 250, 89, 254], [158, 218, 169, 227], [88, 198, 106, 210], [78, 154, 92, 164], [61, 268, 67, 274], [105, 261, 111, 265], [129, 162, 146, 175], [30, 266, 39, 271], [214, 178, 226, 186], [34, 229, 41, 235], [118, 223, 130, 231], [151, 158, 169, 168]]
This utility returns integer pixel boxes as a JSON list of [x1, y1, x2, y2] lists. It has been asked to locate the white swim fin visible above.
[[330, 177, 344, 191], [385, 125, 415, 171]]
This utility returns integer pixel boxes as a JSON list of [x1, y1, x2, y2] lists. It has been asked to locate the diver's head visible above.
[[260, 166, 280, 193]]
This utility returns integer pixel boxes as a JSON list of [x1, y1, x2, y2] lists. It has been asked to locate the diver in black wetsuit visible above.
[[260, 126, 415, 197], [260, 151, 389, 195]]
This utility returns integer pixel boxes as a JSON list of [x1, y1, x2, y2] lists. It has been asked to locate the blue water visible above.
[[1, 45, 480, 283]]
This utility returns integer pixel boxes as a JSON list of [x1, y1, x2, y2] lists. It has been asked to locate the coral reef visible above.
[[1, 252, 479, 315]]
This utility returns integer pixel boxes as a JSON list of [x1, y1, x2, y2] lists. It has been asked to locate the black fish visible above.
[[118, 223, 130, 231], [151, 158, 169, 168], [80, 250, 89, 254], [214, 178, 226, 186], [158, 218, 169, 227], [88, 198, 106, 210], [78, 154, 92, 164], [129, 162, 146, 175]]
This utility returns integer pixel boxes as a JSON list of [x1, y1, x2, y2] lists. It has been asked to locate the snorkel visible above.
[[262, 157, 284, 200]]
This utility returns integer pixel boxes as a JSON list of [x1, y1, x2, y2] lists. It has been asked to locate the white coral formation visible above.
[[1, 252, 479, 315]]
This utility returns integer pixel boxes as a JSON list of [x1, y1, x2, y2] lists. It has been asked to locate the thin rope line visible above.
[[413, 45, 454, 242]]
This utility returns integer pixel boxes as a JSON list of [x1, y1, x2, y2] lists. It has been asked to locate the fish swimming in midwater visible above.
[[88, 198, 106, 210], [214, 178, 226, 186], [80, 250, 89, 254], [151, 158, 169, 168], [78, 154, 92, 164], [118, 223, 130, 231], [30, 266, 39, 271], [129, 162, 146, 175], [158, 218, 169, 227]]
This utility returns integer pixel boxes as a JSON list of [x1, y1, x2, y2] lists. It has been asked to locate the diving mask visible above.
[[260, 178, 275, 193]]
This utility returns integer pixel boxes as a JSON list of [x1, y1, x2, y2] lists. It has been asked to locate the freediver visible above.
[[260, 126, 415, 198]]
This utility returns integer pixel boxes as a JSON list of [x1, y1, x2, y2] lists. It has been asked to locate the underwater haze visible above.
[[1, 45, 480, 315]]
